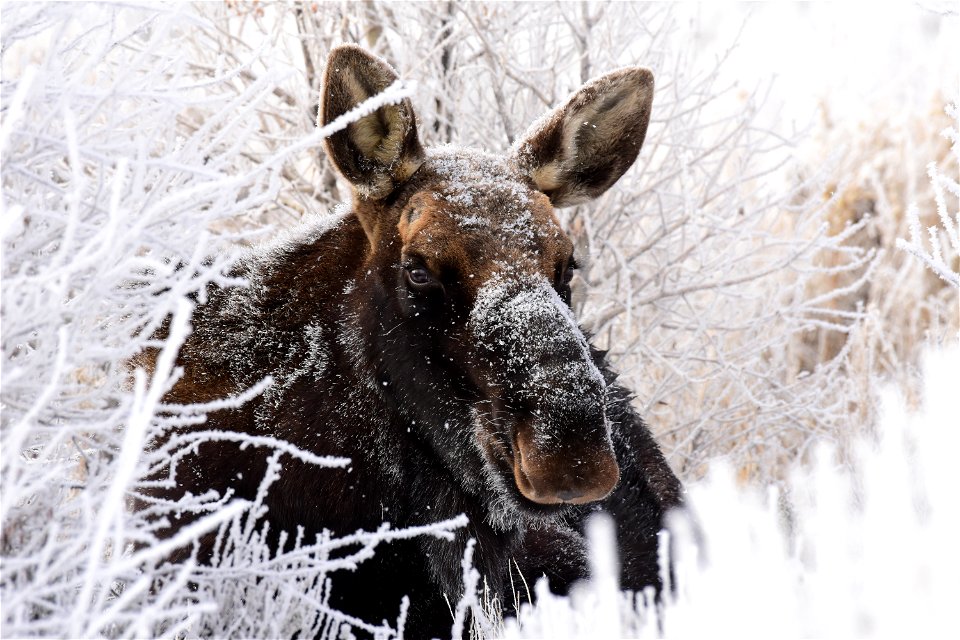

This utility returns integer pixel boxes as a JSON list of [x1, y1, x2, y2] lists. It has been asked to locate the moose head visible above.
[[321, 45, 654, 518]]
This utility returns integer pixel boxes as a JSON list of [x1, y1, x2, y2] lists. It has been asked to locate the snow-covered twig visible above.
[[896, 104, 960, 288], [0, 4, 446, 638]]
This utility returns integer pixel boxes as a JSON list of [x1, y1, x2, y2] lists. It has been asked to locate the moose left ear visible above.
[[512, 68, 654, 208], [321, 45, 425, 201]]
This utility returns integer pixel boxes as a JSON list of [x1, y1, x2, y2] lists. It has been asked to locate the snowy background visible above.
[[2, 2, 957, 638]]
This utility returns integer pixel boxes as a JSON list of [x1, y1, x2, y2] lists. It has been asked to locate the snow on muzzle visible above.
[[470, 274, 619, 505]]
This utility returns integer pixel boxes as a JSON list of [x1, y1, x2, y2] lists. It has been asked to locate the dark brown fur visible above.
[[138, 45, 682, 638]]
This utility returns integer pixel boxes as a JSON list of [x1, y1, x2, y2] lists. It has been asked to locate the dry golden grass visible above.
[[805, 93, 958, 389]]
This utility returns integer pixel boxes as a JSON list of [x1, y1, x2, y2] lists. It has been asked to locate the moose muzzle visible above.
[[512, 415, 620, 504], [471, 274, 620, 505]]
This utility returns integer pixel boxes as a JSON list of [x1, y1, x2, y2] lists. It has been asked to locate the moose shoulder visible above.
[[141, 45, 682, 636]]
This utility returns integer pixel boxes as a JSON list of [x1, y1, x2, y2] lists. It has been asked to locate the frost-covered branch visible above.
[[896, 104, 960, 288], [0, 4, 450, 638]]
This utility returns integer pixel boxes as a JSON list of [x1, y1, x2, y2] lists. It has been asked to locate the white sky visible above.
[[681, 2, 959, 128]]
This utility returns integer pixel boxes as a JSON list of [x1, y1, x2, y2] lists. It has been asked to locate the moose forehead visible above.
[[395, 150, 573, 286]]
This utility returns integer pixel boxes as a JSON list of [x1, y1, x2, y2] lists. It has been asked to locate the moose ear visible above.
[[320, 45, 425, 200], [512, 68, 654, 208]]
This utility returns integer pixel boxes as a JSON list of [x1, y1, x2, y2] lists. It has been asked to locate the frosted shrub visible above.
[[793, 92, 959, 417], [896, 103, 960, 290], [1, 4, 463, 638]]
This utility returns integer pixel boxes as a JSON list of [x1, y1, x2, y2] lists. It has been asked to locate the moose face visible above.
[[390, 152, 618, 509], [321, 46, 654, 515]]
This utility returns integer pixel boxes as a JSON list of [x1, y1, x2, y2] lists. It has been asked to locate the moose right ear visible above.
[[320, 45, 425, 201], [512, 67, 655, 208]]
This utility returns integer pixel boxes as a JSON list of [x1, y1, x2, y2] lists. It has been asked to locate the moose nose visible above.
[[512, 425, 620, 505]]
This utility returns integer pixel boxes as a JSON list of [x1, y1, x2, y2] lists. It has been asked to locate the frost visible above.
[[470, 273, 604, 410], [252, 208, 350, 273], [453, 214, 492, 229], [0, 5, 457, 637], [896, 103, 960, 289], [257, 322, 331, 424], [428, 149, 537, 242]]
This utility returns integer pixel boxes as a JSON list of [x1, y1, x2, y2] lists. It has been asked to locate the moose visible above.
[[140, 45, 682, 637]]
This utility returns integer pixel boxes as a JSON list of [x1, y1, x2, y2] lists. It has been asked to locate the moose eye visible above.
[[560, 258, 578, 286], [405, 266, 434, 287]]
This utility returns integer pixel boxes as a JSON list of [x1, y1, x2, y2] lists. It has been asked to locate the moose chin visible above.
[[136, 44, 683, 638]]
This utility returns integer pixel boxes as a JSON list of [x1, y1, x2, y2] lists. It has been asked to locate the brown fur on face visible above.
[[394, 151, 574, 301], [512, 419, 620, 505]]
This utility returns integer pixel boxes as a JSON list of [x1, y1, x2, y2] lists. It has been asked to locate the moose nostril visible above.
[[556, 488, 585, 502]]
